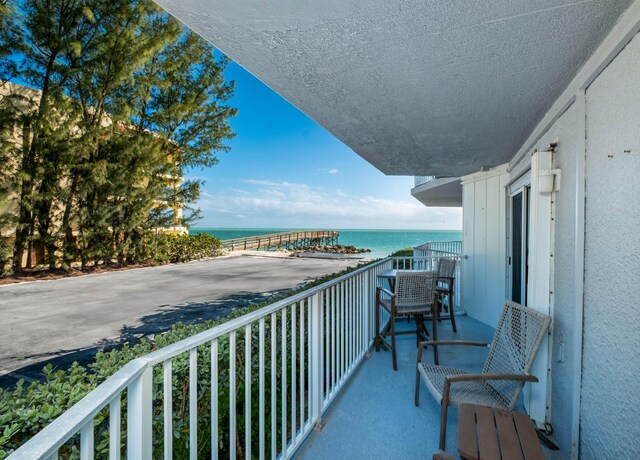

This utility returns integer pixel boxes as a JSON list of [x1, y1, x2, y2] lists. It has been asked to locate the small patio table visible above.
[[376, 268, 399, 291]]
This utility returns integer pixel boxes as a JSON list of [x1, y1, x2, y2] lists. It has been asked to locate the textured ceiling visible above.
[[153, 0, 632, 176]]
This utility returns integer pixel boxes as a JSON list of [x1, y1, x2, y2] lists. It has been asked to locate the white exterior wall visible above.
[[461, 10, 640, 456], [580, 31, 640, 458], [461, 166, 508, 327], [510, 29, 640, 458], [510, 102, 582, 457]]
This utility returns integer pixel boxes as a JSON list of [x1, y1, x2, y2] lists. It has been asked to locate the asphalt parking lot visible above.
[[0, 254, 358, 385]]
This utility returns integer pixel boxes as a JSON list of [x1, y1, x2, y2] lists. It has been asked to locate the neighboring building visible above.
[[0, 81, 187, 266]]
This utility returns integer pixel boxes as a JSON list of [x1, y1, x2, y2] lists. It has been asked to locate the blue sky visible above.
[[190, 58, 462, 230]]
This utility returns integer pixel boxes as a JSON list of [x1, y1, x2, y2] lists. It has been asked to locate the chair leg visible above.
[[391, 313, 398, 371], [439, 402, 449, 451], [414, 363, 421, 406], [448, 290, 457, 333], [375, 300, 381, 352], [416, 313, 428, 343], [432, 303, 439, 365]]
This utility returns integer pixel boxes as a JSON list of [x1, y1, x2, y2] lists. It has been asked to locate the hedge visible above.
[[0, 262, 371, 459], [148, 233, 224, 264]]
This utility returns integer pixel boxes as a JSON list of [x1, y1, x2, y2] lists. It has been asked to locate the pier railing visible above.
[[222, 230, 339, 251], [10, 255, 463, 460]]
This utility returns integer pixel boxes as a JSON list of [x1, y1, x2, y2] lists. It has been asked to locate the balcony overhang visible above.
[[411, 177, 462, 207], [153, 1, 633, 177]]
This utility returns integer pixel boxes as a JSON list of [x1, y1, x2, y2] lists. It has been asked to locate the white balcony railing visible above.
[[10, 255, 464, 460], [414, 240, 462, 256], [413, 176, 437, 186]]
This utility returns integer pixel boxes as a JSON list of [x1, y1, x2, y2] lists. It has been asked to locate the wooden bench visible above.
[[433, 403, 545, 460]]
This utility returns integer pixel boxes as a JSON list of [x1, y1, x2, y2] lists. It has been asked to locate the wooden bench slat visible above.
[[458, 404, 479, 460], [457, 404, 546, 460], [512, 411, 545, 460], [476, 405, 501, 460], [494, 408, 524, 460]]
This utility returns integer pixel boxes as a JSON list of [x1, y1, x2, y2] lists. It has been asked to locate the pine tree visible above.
[[0, 0, 19, 83], [7, 0, 96, 269], [60, 0, 181, 267], [1, 1, 236, 270], [0, 0, 19, 272], [121, 29, 237, 229]]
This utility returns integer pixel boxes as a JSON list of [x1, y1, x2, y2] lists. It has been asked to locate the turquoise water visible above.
[[192, 228, 462, 259]]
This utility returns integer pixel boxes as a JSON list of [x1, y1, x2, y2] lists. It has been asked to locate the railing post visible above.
[[456, 256, 463, 310], [310, 291, 322, 423], [363, 270, 371, 350], [127, 367, 152, 460]]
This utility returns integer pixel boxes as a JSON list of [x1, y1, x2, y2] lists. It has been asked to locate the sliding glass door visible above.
[[510, 186, 530, 305]]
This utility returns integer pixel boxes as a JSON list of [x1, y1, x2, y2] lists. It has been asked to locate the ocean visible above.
[[191, 228, 462, 259]]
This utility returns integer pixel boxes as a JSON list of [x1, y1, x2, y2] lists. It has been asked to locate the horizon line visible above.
[[191, 227, 463, 231]]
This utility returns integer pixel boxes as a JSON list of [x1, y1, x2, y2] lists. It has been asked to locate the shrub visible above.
[[0, 261, 371, 458], [389, 247, 413, 258], [149, 232, 224, 264]]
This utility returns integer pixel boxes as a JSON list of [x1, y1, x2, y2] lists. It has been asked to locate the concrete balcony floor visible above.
[[298, 315, 536, 459]]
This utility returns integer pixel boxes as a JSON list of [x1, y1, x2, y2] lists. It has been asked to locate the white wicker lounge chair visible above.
[[414, 300, 552, 450], [375, 270, 437, 370]]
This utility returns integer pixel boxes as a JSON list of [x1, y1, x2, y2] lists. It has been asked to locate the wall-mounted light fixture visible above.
[[539, 168, 561, 193]]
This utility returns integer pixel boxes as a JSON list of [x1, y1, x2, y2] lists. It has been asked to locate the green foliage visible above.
[[0, 262, 370, 458], [149, 233, 224, 264], [0, 0, 236, 271], [0, 1, 19, 83], [389, 247, 413, 257]]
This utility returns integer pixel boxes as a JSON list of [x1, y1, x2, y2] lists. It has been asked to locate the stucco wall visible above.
[[581, 31, 640, 457], [461, 14, 640, 459], [515, 28, 640, 458]]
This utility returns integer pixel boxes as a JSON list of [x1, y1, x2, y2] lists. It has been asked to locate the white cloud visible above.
[[243, 179, 292, 187], [198, 179, 462, 229], [328, 168, 339, 174]]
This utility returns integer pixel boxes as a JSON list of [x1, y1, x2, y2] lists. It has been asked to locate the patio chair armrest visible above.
[[376, 286, 394, 298], [441, 373, 538, 408], [446, 373, 539, 384]]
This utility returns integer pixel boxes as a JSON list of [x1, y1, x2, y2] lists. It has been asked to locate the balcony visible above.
[[13, 252, 551, 460], [411, 177, 462, 208], [299, 315, 495, 458], [414, 176, 438, 186]]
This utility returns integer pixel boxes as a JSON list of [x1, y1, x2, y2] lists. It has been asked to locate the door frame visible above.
[[508, 182, 531, 305], [504, 151, 555, 426]]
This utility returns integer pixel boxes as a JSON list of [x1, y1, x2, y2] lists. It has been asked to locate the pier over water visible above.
[[221, 230, 339, 251]]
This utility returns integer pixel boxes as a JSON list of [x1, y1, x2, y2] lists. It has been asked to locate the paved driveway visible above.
[[0, 254, 358, 381]]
